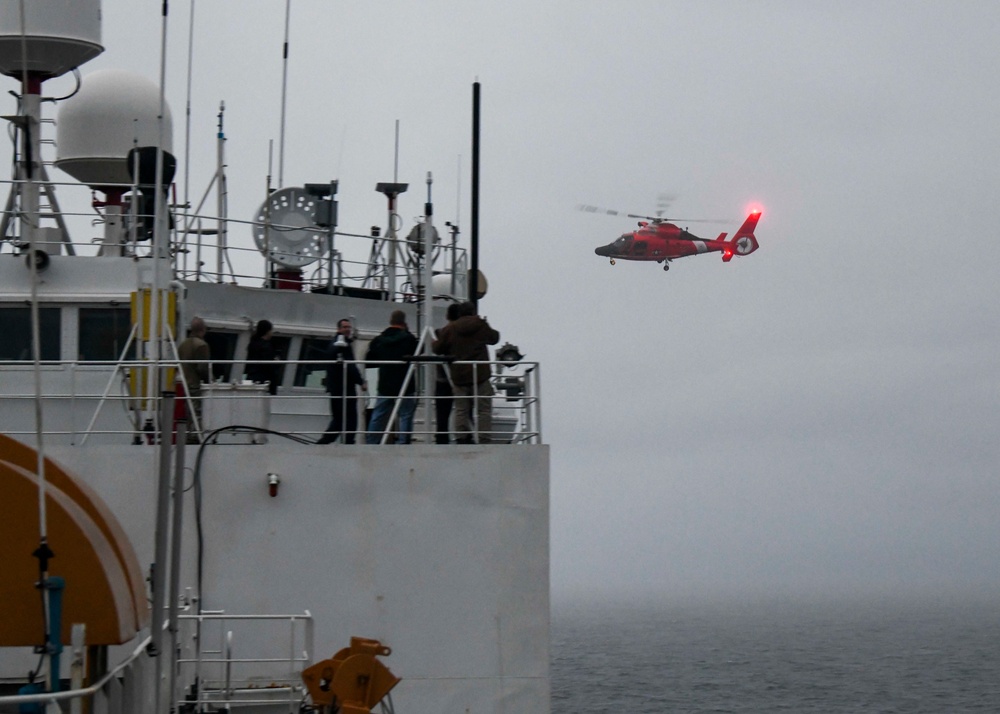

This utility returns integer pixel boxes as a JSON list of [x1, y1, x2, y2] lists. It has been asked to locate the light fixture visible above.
[[267, 473, 281, 498], [495, 342, 524, 368]]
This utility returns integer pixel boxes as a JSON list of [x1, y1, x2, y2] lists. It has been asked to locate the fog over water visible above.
[[26, 1, 1000, 604]]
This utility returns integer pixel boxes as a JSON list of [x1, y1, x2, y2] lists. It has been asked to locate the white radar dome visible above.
[[0, 0, 102, 79], [431, 270, 488, 301], [56, 69, 173, 188]]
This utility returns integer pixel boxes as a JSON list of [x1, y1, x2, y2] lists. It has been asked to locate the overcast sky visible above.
[[29, 1, 1000, 604]]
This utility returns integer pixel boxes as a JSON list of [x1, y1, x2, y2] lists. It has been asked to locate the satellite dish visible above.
[[253, 187, 327, 268]]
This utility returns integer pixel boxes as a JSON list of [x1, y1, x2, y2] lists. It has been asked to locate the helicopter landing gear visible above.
[[662, 263, 670, 271], [610, 259, 616, 265]]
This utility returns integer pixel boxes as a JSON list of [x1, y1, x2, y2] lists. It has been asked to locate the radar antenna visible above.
[[252, 186, 327, 268]]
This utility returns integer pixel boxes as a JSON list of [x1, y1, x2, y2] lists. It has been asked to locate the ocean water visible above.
[[550, 593, 1000, 713]]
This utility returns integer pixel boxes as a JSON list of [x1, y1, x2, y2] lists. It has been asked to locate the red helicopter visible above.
[[586, 206, 763, 271]]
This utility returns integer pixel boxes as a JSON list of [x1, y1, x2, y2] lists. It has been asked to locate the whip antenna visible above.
[[277, 0, 291, 187]]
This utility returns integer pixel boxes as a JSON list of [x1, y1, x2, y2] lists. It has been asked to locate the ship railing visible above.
[[0, 357, 542, 445], [174, 222, 471, 304], [360, 356, 541, 445], [173, 219, 471, 303], [175, 610, 314, 713], [0, 613, 314, 714], [0, 177, 469, 304], [0, 628, 157, 714]]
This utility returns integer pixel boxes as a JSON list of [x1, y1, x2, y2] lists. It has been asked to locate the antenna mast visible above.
[[277, 0, 291, 188], [471, 81, 481, 310], [394, 119, 400, 181], [182, 0, 196, 220]]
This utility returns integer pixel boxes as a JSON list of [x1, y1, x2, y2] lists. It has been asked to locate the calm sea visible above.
[[550, 593, 1000, 713]]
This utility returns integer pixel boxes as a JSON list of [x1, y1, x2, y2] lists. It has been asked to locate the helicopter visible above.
[[586, 206, 763, 271]]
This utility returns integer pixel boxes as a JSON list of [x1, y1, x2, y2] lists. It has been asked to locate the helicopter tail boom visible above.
[[722, 211, 761, 261]]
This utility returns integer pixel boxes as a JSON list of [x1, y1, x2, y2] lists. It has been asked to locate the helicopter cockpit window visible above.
[[613, 235, 632, 250]]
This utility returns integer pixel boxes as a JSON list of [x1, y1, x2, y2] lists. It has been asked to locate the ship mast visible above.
[[0, 0, 104, 695]]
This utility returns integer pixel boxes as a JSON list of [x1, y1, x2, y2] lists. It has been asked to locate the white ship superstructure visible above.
[[0, 2, 550, 712]]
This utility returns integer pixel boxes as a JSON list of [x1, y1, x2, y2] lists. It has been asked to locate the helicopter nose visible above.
[[595, 244, 610, 256]]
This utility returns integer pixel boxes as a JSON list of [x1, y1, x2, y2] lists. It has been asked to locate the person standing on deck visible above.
[[177, 316, 210, 440], [433, 303, 462, 443], [365, 310, 418, 444], [245, 319, 280, 395], [432, 301, 500, 444], [317, 318, 366, 444]]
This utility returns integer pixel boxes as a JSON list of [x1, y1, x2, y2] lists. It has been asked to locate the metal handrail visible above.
[[0, 356, 543, 444], [0, 634, 154, 710], [0, 612, 316, 714], [0, 175, 469, 297], [175, 611, 314, 713]]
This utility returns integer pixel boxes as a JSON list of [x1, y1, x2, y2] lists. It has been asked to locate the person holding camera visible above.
[[317, 318, 365, 444], [432, 301, 500, 444]]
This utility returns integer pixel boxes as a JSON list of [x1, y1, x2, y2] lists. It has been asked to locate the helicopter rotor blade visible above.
[[578, 204, 728, 224], [625, 212, 729, 223], [655, 193, 677, 217], [577, 204, 631, 217], [648, 217, 731, 224], [578, 204, 661, 220]]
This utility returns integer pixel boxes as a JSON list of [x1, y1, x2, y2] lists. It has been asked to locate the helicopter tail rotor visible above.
[[721, 211, 761, 262]]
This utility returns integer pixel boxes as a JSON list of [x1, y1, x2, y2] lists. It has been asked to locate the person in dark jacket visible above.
[[432, 301, 500, 443], [317, 318, 366, 444], [364, 310, 418, 444], [433, 303, 462, 444], [245, 319, 279, 395]]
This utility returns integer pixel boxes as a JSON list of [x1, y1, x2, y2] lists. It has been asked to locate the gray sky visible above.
[[38, 1, 1000, 603]]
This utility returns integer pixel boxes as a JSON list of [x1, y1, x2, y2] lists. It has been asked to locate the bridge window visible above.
[[0, 307, 61, 360], [295, 337, 330, 388], [79, 308, 134, 361], [204, 331, 239, 382], [242, 335, 291, 390]]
